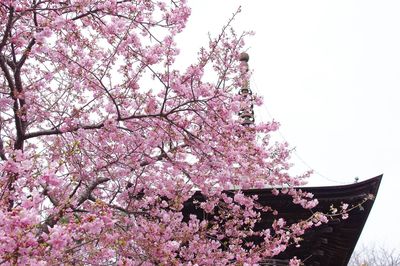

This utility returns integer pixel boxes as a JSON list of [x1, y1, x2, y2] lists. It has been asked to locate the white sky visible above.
[[176, 0, 400, 251]]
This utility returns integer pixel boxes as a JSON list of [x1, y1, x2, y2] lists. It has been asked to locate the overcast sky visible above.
[[176, 0, 400, 251]]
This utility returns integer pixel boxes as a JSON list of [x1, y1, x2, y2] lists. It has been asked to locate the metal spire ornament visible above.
[[238, 52, 255, 126]]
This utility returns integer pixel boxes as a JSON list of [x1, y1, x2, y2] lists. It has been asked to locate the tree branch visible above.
[[0, 136, 6, 160], [0, 6, 13, 52]]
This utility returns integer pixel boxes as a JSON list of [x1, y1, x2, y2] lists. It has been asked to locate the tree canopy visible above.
[[0, 1, 329, 265]]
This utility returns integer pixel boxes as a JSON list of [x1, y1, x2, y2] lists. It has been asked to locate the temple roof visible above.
[[182, 175, 382, 265]]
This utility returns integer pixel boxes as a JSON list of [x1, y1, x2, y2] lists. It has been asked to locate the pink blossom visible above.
[[289, 257, 301, 266]]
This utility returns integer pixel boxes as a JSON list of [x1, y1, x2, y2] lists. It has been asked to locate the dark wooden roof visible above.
[[182, 175, 382, 266]]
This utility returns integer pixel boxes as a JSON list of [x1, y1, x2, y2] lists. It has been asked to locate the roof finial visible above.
[[238, 52, 254, 126], [239, 52, 249, 62]]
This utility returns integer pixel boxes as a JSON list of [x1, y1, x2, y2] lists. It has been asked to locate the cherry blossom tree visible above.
[[0, 1, 324, 265]]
